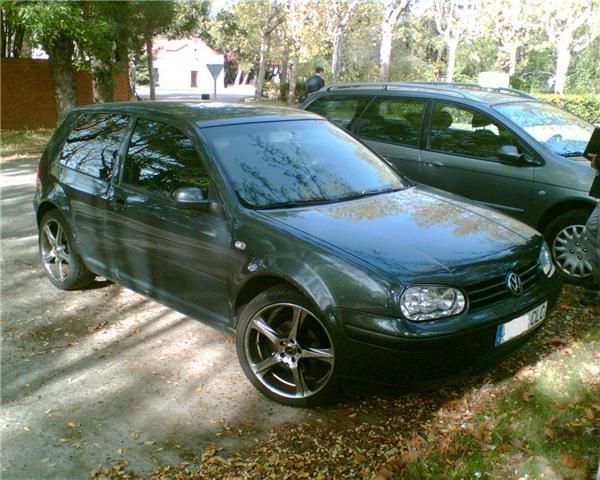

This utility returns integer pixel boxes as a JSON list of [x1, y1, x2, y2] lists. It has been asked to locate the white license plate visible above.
[[495, 302, 548, 346]]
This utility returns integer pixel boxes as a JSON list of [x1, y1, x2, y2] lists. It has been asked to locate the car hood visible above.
[[259, 187, 536, 278]]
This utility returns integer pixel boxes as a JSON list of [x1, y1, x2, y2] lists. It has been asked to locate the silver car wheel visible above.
[[244, 303, 335, 400], [552, 224, 593, 279], [40, 219, 72, 283]]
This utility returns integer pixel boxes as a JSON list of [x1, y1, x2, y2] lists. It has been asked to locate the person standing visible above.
[[583, 152, 600, 305], [305, 67, 325, 96]]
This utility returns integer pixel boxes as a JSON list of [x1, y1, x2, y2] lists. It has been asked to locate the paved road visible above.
[[0, 154, 304, 479], [136, 84, 255, 102]]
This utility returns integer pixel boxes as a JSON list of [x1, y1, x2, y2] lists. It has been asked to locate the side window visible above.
[[305, 96, 369, 130], [430, 103, 518, 159], [60, 113, 129, 180], [355, 98, 425, 147], [122, 119, 209, 198]]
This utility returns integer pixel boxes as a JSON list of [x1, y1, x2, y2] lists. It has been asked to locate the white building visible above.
[[153, 38, 224, 93]]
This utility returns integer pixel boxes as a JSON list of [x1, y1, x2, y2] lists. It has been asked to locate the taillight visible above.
[[36, 164, 41, 192]]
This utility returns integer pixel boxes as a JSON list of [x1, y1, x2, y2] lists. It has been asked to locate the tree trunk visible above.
[[287, 52, 299, 104], [46, 35, 77, 123], [507, 43, 518, 77], [446, 38, 458, 83], [379, 20, 393, 81], [91, 57, 114, 103], [281, 42, 289, 85], [145, 35, 156, 100], [331, 28, 344, 83], [553, 38, 571, 95], [255, 30, 270, 99]]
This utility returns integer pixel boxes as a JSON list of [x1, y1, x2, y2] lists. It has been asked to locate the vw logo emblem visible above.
[[506, 272, 523, 296]]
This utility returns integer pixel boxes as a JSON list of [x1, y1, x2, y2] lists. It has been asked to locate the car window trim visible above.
[[425, 100, 541, 165], [352, 95, 429, 149]]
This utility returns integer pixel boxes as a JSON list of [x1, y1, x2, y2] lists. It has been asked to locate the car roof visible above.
[[314, 82, 538, 106], [72, 101, 321, 127]]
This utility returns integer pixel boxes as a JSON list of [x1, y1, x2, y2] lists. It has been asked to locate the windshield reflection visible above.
[[494, 101, 593, 156], [202, 120, 406, 208]]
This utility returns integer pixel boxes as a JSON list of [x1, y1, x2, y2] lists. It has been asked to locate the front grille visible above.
[[465, 261, 540, 310]]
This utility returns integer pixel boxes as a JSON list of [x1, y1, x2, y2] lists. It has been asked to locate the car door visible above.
[[57, 112, 130, 274], [352, 96, 427, 182], [107, 117, 231, 325], [419, 101, 535, 220]]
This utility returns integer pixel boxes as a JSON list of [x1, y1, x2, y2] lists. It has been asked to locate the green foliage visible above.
[[536, 94, 600, 124]]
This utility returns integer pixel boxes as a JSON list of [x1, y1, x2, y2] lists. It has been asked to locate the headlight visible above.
[[539, 242, 555, 277], [400, 286, 466, 321]]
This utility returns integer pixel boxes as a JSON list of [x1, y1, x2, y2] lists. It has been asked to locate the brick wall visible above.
[[1, 58, 130, 130]]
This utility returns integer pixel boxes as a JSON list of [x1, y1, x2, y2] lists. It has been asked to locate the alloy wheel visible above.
[[40, 219, 72, 283], [244, 303, 335, 400]]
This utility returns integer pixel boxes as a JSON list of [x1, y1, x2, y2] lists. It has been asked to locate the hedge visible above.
[[535, 94, 600, 124]]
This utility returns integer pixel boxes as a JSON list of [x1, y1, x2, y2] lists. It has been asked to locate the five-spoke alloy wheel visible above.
[[39, 210, 94, 290], [236, 285, 338, 407]]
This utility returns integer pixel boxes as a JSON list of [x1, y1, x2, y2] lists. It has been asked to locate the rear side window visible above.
[[429, 103, 518, 159], [60, 113, 129, 180], [305, 96, 370, 130], [355, 98, 426, 147], [122, 119, 209, 197]]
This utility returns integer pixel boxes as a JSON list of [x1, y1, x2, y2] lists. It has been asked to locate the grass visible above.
[[1, 128, 54, 152], [401, 329, 599, 480]]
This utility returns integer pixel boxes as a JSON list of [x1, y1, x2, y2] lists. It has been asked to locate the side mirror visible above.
[[173, 187, 210, 209], [497, 145, 525, 164]]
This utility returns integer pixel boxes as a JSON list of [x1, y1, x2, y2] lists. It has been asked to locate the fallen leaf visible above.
[[68, 421, 76, 428], [520, 391, 534, 402], [560, 455, 578, 468], [23, 426, 30, 432], [549, 337, 568, 346], [584, 408, 596, 420], [543, 427, 554, 438], [131, 328, 141, 335], [195, 384, 204, 393], [129, 431, 139, 440]]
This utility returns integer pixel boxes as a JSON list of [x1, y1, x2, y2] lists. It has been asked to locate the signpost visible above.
[[206, 64, 224, 101]]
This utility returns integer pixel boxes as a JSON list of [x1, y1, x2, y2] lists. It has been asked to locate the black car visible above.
[[300, 82, 598, 284], [35, 102, 561, 406]]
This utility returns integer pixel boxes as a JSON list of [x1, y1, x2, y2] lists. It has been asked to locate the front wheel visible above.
[[544, 208, 593, 284], [236, 285, 339, 407], [39, 210, 95, 290]]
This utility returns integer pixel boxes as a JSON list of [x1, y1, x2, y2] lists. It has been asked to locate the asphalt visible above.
[[0, 153, 305, 479]]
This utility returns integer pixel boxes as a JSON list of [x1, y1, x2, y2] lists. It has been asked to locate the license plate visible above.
[[495, 302, 548, 346]]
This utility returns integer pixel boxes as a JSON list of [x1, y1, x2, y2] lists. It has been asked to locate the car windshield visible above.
[[493, 101, 594, 157], [201, 119, 407, 209]]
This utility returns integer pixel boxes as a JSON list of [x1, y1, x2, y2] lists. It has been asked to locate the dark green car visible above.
[[35, 102, 561, 406], [301, 82, 598, 284]]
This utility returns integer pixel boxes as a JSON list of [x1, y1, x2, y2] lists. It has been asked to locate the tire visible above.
[[236, 285, 339, 407], [544, 208, 594, 285], [38, 210, 95, 290]]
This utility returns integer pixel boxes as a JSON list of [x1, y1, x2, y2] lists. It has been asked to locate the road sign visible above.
[[207, 64, 224, 100]]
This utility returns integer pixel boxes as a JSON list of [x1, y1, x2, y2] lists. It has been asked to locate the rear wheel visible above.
[[544, 208, 593, 284], [236, 285, 339, 407], [39, 210, 95, 290]]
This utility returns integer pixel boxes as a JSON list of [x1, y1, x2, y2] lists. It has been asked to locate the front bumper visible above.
[[329, 271, 562, 387]]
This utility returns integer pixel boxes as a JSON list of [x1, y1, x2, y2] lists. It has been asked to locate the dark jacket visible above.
[[305, 74, 325, 95]]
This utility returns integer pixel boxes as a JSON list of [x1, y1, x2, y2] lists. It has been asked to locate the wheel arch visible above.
[[36, 200, 61, 227], [536, 199, 595, 235], [232, 273, 324, 327]]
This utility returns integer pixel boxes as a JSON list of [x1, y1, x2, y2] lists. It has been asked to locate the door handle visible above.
[[425, 161, 444, 168]]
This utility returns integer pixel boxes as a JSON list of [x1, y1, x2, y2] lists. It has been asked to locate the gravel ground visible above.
[[1, 154, 305, 479]]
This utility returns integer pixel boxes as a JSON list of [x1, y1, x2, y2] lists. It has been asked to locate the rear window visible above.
[[305, 96, 370, 130], [60, 113, 129, 180]]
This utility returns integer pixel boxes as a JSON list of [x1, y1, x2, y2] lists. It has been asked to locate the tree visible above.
[[284, 0, 316, 102], [1, 1, 26, 58], [329, 0, 360, 82], [255, 2, 285, 98], [132, 0, 175, 100], [378, 0, 410, 81], [430, 0, 482, 82], [10, 2, 113, 121], [539, 0, 600, 94]]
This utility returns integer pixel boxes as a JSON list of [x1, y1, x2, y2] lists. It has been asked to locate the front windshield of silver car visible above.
[[494, 101, 594, 157], [202, 120, 407, 209]]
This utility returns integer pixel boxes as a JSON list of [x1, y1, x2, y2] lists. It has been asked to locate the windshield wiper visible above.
[[257, 198, 334, 210], [562, 151, 585, 157], [335, 186, 403, 202]]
